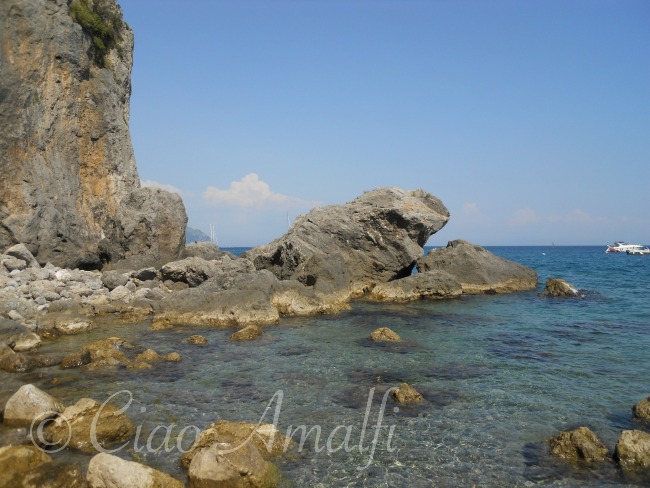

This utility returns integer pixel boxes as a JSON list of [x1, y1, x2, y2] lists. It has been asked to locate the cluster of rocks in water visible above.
[[0, 382, 294, 487], [547, 397, 650, 471]]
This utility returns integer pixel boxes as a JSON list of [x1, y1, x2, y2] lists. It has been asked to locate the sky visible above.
[[119, 0, 650, 247]]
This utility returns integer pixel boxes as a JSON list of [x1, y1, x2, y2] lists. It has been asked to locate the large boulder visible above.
[[547, 427, 609, 463], [87, 453, 183, 488], [44, 397, 135, 453], [368, 270, 462, 302], [3, 384, 64, 427], [615, 430, 650, 469], [106, 187, 188, 269], [244, 187, 449, 297], [0, 0, 186, 269], [187, 442, 280, 488], [417, 240, 538, 294]]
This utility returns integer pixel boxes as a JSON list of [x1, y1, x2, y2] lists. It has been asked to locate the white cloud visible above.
[[547, 208, 600, 225], [141, 180, 184, 196], [203, 173, 318, 209], [509, 207, 540, 226]]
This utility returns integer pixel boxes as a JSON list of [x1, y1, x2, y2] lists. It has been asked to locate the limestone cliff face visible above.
[[0, 0, 186, 269]]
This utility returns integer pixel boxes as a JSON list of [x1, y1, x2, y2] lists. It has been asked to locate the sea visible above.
[[2, 246, 649, 486]]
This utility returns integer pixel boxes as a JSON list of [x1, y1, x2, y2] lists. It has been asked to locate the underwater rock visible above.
[[370, 327, 401, 342], [391, 383, 424, 405]]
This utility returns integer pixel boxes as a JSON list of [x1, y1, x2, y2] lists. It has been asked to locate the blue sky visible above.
[[119, 0, 649, 246]]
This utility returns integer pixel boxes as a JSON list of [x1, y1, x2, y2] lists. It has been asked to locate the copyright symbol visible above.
[[29, 411, 71, 453]]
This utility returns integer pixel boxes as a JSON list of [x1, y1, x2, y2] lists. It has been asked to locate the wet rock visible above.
[[17, 461, 87, 488], [87, 452, 183, 488], [0, 445, 53, 486], [54, 320, 93, 335], [187, 441, 281, 488], [417, 240, 538, 294], [3, 384, 64, 427], [135, 348, 162, 363], [181, 420, 292, 469], [4, 244, 40, 268], [0, 344, 33, 373], [540, 278, 581, 297], [633, 396, 650, 422], [370, 327, 401, 342], [187, 335, 208, 345], [391, 383, 424, 405], [44, 398, 135, 453], [548, 427, 609, 463], [164, 352, 182, 362], [368, 270, 462, 302], [615, 430, 650, 469], [61, 337, 131, 370], [231, 325, 264, 341], [7, 331, 42, 352], [245, 187, 450, 297]]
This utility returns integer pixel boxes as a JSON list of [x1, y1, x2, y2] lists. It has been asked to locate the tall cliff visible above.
[[0, 0, 186, 269]]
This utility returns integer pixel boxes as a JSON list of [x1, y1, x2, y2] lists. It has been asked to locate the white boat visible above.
[[626, 246, 650, 256], [605, 242, 645, 253]]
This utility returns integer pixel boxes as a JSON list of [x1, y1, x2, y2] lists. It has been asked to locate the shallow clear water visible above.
[[1, 246, 649, 486]]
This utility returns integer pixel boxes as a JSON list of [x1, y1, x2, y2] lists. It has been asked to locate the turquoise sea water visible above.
[[1, 246, 649, 486]]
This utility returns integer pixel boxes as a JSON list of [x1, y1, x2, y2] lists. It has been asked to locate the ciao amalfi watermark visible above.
[[31, 387, 400, 470]]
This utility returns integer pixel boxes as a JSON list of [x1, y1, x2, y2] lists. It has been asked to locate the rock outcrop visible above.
[[417, 240, 538, 294], [368, 270, 462, 302], [540, 278, 581, 297], [244, 187, 449, 297], [547, 427, 609, 463], [0, 0, 186, 269]]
